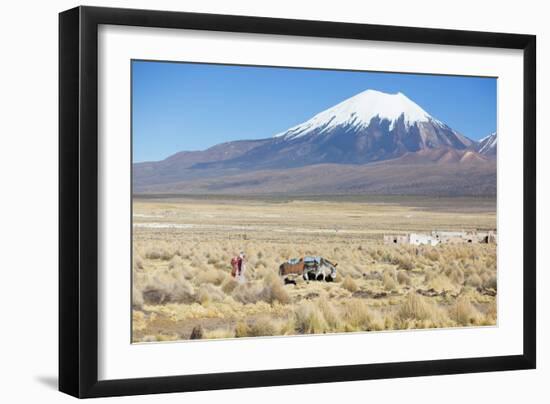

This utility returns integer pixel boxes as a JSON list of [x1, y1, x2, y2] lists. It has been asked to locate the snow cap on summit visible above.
[[275, 89, 442, 140]]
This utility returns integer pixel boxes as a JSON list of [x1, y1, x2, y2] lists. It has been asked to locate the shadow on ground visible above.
[[35, 375, 58, 390]]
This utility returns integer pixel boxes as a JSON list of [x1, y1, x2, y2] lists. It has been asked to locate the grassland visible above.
[[131, 195, 497, 342]]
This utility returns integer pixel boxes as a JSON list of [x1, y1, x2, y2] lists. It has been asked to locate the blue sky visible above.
[[132, 60, 497, 162]]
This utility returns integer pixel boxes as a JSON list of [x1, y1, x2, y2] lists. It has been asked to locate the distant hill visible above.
[[133, 90, 497, 196]]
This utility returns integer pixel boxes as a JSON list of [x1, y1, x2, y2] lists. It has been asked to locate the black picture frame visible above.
[[59, 5, 536, 398]]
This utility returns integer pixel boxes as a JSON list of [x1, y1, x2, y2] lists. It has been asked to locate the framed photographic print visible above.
[[59, 6, 536, 398]]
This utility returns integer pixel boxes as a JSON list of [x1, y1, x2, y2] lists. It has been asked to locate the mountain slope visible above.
[[193, 90, 475, 170], [476, 132, 497, 157], [134, 139, 269, 188], [133, 89, 496, 196], [136, 158, 496, 197]]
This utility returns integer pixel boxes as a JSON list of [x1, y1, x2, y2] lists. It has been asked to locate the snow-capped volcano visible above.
[[275, 89, 443, 139], [134, 89, 496, 196], [204, 88, 476, 169]]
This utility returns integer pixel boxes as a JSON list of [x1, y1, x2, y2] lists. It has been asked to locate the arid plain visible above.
[[132, 195, 497, 342]]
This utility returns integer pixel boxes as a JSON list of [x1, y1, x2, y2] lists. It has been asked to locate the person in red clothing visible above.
[[230, 251, 246, 280], [230, 256, 239, 278]]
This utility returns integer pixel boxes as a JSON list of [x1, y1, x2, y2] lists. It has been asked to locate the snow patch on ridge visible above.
[[478, 132, 497, 154]]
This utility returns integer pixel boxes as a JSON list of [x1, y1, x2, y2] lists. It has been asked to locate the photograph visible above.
[[130, 60, 498, 343]]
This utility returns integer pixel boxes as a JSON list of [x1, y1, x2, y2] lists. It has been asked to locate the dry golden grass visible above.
[[397, 270, 411, 286], [342, 275, 359, 292], [131, 196, 497, 342], [382, 269, 398, 291]]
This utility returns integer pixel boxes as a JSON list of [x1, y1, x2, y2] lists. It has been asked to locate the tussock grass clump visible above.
[[168, 255, 195, 278], [144, 243, 175, 261], [294, 301, 329, 334], [259, 274, 290, 304], [423, 248, 441, 261], [428, 274, 454, 292], [133, 254, 144, 271], [317, 298, 343, 330], [449, 296, 482, 326], [196, 284, 225, 304], [204, 328, 234, 339], [154, 333, 180, 342], [247, 317, 279, 337], [235, 321, 249, 338], [231, 276, 290, 305], [168, 255, 183, 270], [397, 271, 411, 286], [221, 277, 239, 294], [445, 266, 465, 285], [231, 283, 264, 304], [396, 256, 414, 271], [135, 268, 195, 305], [341, 299, 383, 331], [383, 269, 398, 291], [483, 274, 497, 290], [363, 270, 383, 281], [234, 317, 287, 337], [342, 275, 359, 293], [397, 292, 442, 322], [465, 274, 483, 288], [132, 310, 147, 331], [194, 268, 226, 286]]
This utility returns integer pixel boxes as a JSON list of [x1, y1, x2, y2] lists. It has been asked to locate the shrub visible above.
[[465, 274, 483, 288], [483, 274, 497, 290], [383, 270, 397, 291], [423, 248, 440, 261], [189, 325, 204, 339], [168, 255, 183, 270], [317, 298, 343, 330], [397, 271, 411, 286], [396, 256, 414, 271], [293, 301, 329, 334], [259, 274, 290, 304], [235, 321, 249, 338], [449, 297, 481, 326], [144, 244, 174, 260], [341, 299, 382, 331], [132, 310, 147, 331], [204, 328, 234, 339], [446, 267, 465, 285], [221, 277, 239, 294], [133, 254, 144, 271], [277, 316, 296, 335], [428, 274, 454, 292], [137, 268, 195, 305], [194, 268, 226, 286], [342, 275, 359, 293], [196, 284, 225, 304], [397, 292, 440, 322], [363, 271, 383, 281], [247, 317, 279, 337], [231, 283, 263, 304]]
